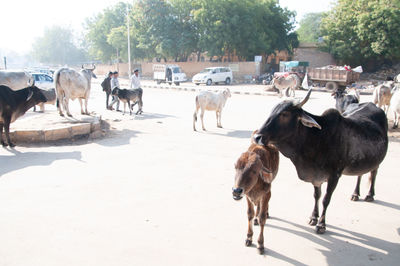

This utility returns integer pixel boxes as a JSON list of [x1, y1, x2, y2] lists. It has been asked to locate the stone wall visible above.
[[95, 61, 259, 81], [293, 44, 336, 67]]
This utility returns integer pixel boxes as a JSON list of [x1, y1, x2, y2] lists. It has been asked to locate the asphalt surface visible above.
[[0, 81, 399, 266]]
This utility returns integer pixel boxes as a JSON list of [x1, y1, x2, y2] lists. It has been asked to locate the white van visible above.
[[153, 64, 187, 86], [192, 67, 233, 86]]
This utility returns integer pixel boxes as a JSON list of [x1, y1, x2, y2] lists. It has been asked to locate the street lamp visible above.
[[127, 4, 131, 79]]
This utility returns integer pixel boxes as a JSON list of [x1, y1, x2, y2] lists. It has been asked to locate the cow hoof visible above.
[[351, 194, 359, 201], [254, 218, 259, 226], [258, 247, 265, 255], [67, 114, 73, 117], [365, 195, 374, 202], [59, 113, 64, 117], [217, 125, 222, 128], [309, 218, 318, 226], [9, 143, 15, 148], [245, 239, 252, 246], [1, 142, 7, 147], [316, 224, 326, 234]]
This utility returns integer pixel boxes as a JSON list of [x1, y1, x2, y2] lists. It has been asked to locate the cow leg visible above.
[[137, 98, 143, 114], [316, 176, 339, 234], [351, 176, 362, 201], [365, 169, 377, 202], [79, 98, 85, 114], [193, 106, 199, 131], [245, 197, 255, 247], [309, 186, 321, 226], [84, 98, 89, 115], [3, 119, 15, 147], [217, 110, 223, 128], [0, 123, 5, 147], [254, 202, 260, 226], [393, 112, 398, 129], [200, 109, 206, 131], [257, 194, 270, 254], [62, 97, 72, 117]]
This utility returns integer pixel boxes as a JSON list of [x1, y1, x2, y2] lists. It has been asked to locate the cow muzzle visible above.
[[232, 187, 244, 201], [253, 134, 268, 146]]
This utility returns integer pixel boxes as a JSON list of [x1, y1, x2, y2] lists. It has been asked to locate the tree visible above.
[[321, 0, 400, 70], [84, 2, 129, 62], [297, 12, 325, 43], [31, 26, 87, 65]]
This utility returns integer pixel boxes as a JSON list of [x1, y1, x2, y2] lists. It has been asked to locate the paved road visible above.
[[0, 84, 399, 266]]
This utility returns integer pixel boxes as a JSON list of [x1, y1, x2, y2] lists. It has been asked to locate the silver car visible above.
[[31, 73, 54, 89]]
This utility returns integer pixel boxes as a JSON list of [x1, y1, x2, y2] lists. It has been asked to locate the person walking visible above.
[[101, 71, 113, 109], [130, 68, 141, 89], [109, 71, 121, 111]]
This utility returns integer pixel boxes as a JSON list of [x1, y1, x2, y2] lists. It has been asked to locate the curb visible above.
[[140, 84, 373, 96], [8, 116, 104, 145]]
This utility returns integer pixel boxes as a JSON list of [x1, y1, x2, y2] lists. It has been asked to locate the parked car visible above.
[[31, 73, 54, 89], [192, 67, 233, 86], [153, 64, 187, 86]]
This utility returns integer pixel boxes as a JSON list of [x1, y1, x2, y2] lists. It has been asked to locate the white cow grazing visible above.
[[0, 70, 34, 90], [193, 88, 231, 131], [272, 74, 300, 97], [54, 65, 96, 117], [372, 81, 394, 114]]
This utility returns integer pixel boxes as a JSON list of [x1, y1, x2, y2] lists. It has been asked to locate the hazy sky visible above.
[[0, 0, 334, 54]]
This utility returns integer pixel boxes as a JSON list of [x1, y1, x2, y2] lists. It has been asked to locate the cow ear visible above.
[[299, 113, 321, 129], [26, 89, 33, 101], [261, 170, 274, 183]]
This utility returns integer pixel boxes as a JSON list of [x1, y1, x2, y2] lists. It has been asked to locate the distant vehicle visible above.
[[275, 61, 309, 81], [31, 73, 54, 90], [153, 64, 187, 86], [192, 67, 233, 86]]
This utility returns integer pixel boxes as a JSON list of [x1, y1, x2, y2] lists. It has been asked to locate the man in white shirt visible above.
[[130, 69, 141, 89], [109, 71, 120, 111]]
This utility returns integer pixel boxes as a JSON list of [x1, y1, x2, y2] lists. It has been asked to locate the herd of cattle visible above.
[[0, 66, 399, 254]]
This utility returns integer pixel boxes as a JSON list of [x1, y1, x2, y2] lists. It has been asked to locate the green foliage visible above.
[[31, 26, 87, 65], [84, 2, 128, 62], [297, 12, 325, 43], [84, 0, 297, 62], [321, 0, 400, 69]]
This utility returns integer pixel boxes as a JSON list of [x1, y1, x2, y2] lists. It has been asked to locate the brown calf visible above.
[[232, 135, 279, 254]]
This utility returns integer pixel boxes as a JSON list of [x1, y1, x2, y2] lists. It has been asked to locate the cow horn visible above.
[[92, 64, 96, 70], [296, 89, 312, 107], [26, 89, 33, 101]]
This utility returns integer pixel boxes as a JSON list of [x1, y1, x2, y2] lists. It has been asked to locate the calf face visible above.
[[29, 86, 48, 104], [233, 152, 263, 200]]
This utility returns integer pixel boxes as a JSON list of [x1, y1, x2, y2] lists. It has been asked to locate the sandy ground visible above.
[[0, 82, 399, 266]]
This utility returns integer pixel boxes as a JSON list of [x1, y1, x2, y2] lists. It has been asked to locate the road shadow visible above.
[[371, 199, 400, 211], [267, 217, 400, 265], [131, 112, 176, 121], [198, 129, 253, 139], [0, 149, 82, 177], [95, 129, 142, 147]]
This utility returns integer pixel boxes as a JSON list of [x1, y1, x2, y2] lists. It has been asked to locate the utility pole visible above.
[[3, 56, 7, 70], [127, 4, 131, 78]]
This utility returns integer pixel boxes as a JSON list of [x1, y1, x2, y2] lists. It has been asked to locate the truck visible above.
[[307, 66, 360, 90], [153, 64, 187, 86]]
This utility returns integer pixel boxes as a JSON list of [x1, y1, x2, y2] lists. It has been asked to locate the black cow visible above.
[[111, 87, 143, 115], [0, 85, 47, 147], [254, 89, 388, 234], [332, 89, 359, 114]]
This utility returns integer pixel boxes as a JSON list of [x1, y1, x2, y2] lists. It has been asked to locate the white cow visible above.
[[193, 88, 231, 131], [0, 70, 34, 90], [54, 65, 96, 117], [272, 74, 301, 97], [372, 81, 394, 114], [394, 73, 400, 83]]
